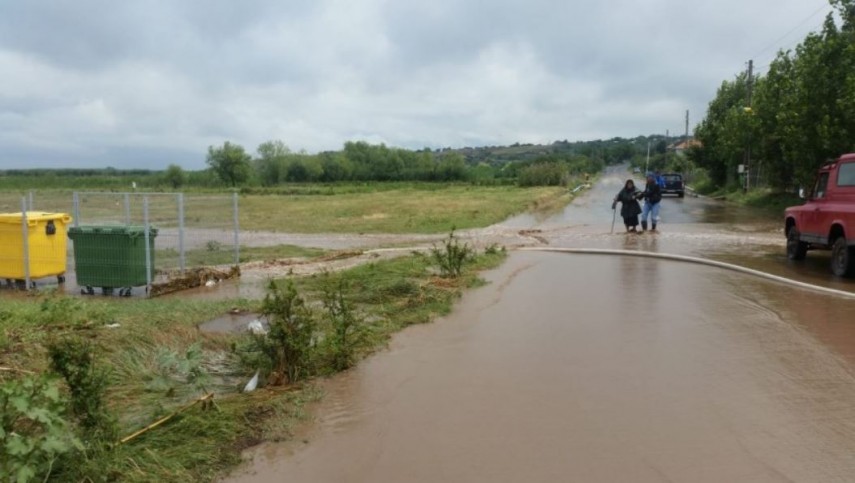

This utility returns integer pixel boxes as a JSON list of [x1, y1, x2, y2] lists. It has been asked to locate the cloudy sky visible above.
[[0, 0, 835, 169]]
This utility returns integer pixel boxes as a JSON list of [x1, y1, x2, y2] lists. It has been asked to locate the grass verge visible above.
[[0, 247, 507, 482]]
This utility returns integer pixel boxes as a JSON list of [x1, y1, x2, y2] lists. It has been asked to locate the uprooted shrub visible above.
[[430, 229, 474, 278], [238, 281, 318, 386], [0, 375, 82, 483]]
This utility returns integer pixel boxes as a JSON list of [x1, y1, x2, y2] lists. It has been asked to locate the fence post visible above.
[[178, 193, 185, 274], [72, 192, 80, 227], [143, 196, 152, 294], [124, 193, 131, 225], [28, 191, 34, 211], [20, 198, 31, 290], [232, 191, 240, 266]]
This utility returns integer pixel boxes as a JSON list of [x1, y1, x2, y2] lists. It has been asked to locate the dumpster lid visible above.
[[68, 225, 158, 237], [0, 212, 73, 225]]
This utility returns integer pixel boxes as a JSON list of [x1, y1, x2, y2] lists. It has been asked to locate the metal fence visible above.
[[0, 191, 239, 296]]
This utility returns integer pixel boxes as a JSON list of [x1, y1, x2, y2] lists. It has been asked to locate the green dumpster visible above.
[[68, 225, 158, 296]]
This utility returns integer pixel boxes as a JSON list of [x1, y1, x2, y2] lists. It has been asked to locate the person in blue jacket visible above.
[[638, 173, 663, 231]]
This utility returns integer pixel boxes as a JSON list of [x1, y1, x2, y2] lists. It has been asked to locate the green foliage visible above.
[[517, 162, 568, 186], [206, 141, 252, 187], [0, 376, 81, 483], [163, 164, 186, 189], [430, 230, 475, 278], [47, 338, 117, 441], [694, 6, 855, 191], [319, 281, 366, 372], [147, 343, 211, 396], [239, 281, 318, 385]]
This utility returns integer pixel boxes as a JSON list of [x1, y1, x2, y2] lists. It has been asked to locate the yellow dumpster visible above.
[[0, 212, 72, 285]]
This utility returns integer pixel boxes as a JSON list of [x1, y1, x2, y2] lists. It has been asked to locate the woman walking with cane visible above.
[[612, 179, 642, 233]]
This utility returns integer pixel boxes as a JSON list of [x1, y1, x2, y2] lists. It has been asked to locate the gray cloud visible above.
[[0, 0, 834, 169]]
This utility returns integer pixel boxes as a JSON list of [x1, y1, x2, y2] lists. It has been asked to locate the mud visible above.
[[228, 251, 855, 482]]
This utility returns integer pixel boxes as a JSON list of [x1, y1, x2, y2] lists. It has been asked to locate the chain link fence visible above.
[[0, 191, 239, 296]]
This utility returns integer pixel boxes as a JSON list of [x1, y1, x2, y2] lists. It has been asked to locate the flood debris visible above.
[[150, 266, 241, 297]]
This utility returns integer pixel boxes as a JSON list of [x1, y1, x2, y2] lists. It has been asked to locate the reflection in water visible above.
[[229, 252, 855, 483]]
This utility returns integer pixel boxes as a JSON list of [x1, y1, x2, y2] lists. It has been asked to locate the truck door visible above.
[[804, 171, 830, 243]]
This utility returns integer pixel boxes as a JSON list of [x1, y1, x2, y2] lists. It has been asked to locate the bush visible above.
[[47, 338, 117, 441], [319, 281, 366, 372], [238, 281, 318, 385], [430, 230, 474, 278], [0, 376, 82, 483], [517, 162, 568, 186]]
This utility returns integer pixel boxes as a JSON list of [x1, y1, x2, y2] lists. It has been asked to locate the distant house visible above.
[[668, 139, 702, 156]]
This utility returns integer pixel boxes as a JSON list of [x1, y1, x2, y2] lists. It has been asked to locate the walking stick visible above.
[[610, 205, 617, 234]]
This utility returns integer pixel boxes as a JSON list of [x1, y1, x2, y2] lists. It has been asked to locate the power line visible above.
[[749, 3, 832, 61]]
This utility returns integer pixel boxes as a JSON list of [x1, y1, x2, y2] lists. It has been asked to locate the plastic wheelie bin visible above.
[[0, 212, 73, 289], [68, 225, 158, 296]]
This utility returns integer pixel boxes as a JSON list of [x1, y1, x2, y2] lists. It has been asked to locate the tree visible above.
[[163, 164, 185, 189], [206, 141, 252, 187], [255, 140, 291, 186]]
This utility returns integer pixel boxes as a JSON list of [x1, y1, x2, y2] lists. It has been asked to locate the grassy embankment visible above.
[[0, 246, 507, 482], [695, 185, 801, 215]]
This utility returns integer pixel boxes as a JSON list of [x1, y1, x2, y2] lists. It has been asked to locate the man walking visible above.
[[638, 173, 663, 231]]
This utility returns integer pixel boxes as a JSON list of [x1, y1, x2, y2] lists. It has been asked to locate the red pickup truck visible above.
[[785, 153, 855, 277]]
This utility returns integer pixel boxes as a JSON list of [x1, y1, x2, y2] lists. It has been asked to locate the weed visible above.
[[148, 343, 212, 397], [430, 229, 474, 278], [238, 281, 318, 385], [47, 337, 117, 441], [484, 243, 505, 255], [0, 376, 82, 483], [319, 280, 366, 372], [205, 240, 223, 252]]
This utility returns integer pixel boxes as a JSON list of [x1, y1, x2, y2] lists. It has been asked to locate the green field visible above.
[[1, 183, 571, 234], [239, 184, 569, 233]]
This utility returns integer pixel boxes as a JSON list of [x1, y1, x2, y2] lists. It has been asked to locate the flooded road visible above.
[[224, 165, 855, 482], [230, 251, 855, 482]]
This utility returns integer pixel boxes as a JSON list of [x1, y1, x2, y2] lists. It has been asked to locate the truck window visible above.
[[838, 163, 855, 186], [815, 172, 830, 199]]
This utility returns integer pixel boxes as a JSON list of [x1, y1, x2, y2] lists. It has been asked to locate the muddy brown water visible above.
[[228, 251, 855, 482]]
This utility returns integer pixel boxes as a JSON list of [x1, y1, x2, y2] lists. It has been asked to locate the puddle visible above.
[[199, 311, 264, 334]]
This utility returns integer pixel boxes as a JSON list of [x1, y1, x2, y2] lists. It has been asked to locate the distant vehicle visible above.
[[661, 173, 684, 197], [633, 167, 641, 174], [785, 153, 855, 277]]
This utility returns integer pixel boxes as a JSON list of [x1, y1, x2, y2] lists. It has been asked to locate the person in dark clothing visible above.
[[612, 179, 642, 232], [639, 174, 663, 231]]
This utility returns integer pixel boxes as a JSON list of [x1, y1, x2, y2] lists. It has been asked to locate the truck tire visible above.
[[831, 237, 855, 277], [787, 229, 808, 260]]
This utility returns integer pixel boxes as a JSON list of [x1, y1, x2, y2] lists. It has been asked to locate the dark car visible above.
[[661, 173, 684, 198]]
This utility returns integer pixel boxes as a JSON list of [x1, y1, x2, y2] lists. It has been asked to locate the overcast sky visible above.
[[0, 0, 835, 169]]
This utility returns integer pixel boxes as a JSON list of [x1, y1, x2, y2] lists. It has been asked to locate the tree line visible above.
[[691, 0, 855, 191]]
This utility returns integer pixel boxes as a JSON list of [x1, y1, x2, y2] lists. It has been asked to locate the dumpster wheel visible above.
[[119, 287, 133, 297], [82, 286, 95, 296]]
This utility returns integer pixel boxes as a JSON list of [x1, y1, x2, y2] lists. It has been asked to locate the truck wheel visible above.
[[787, 229, 808, 260], [678, 191, 685, 198], [831, 237, 855, 277]]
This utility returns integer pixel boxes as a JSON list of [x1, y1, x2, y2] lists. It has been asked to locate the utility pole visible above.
[[685, 110, 690, 180], [744, 59, 754, 192]]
